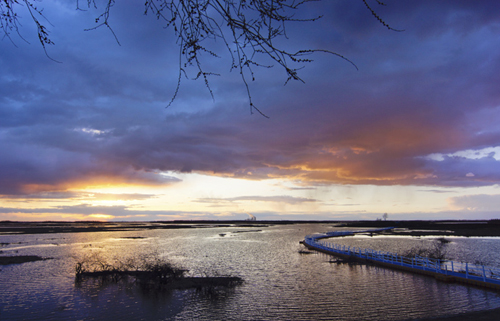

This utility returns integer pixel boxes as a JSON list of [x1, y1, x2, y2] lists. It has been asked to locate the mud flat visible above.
[[0, 221, 274, 235], [0, 255, 49, 265], [2, 220, 499, 236]]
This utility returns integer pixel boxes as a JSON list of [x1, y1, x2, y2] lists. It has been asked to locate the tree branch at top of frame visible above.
[[1, 0, 401, 117]]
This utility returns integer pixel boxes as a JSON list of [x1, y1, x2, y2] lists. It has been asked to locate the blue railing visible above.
[[303, 229, 500, 287]]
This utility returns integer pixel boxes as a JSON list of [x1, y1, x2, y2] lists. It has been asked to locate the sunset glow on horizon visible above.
[[2, 1, 500, 221]]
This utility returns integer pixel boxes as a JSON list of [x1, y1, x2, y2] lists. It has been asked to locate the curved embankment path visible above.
[[302, 228, 500, 291]]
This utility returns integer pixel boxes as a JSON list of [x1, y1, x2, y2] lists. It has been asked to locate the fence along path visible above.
[[303, 228, 500, 290]]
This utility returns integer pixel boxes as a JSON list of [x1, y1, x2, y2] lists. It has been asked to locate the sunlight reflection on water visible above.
[[1, 224, 500, 320]]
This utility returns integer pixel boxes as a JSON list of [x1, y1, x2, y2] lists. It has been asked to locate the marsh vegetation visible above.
[[74, 251, 243, 291], [402, 238, 450, 261]]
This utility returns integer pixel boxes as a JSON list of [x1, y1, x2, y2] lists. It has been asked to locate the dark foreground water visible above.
[[1, 223, 500, 320]]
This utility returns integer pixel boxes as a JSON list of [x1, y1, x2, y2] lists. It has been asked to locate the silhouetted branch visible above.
[[1, 0, 60, 61], [83, 0, 121, 45], [362, 0, 404, 32], [1, 0, 401, 116]]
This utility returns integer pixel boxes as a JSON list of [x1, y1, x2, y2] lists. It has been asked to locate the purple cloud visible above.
[[1, 0, 500, 199]]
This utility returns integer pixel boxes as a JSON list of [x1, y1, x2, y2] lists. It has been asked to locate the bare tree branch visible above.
[[1, 0, 401, 116], [1, 0, 60, 62]]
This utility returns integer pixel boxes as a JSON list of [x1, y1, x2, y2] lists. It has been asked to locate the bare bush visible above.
[[402, 238, 449, 261], [75, 251, 186, 284]]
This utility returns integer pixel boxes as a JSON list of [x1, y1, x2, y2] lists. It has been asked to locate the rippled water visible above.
[[328, 233, 500, 267], [1, 224, 500, 320]]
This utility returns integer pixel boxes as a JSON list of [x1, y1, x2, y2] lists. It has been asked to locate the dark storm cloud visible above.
[[0, 137, 180, 195], [2, 0, 500, 196]]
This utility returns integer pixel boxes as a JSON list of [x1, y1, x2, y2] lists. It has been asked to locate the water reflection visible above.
[[1, 224, 500, 320], [74, 277, 186, 320]]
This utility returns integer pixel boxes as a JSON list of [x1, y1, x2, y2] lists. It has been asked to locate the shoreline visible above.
[[0, 220, 278, 235], [341, 220, 500, 237], [1, 219, 500, 236]]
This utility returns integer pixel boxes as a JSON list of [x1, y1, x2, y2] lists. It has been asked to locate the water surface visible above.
[[1, 224, 500, 320]]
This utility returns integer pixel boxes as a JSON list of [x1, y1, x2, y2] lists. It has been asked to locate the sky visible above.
[[2, 0, 500, 221]]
